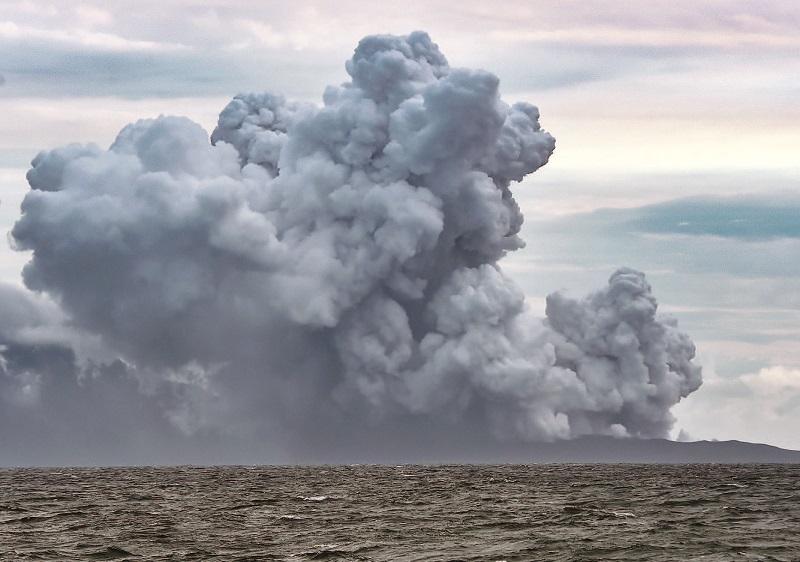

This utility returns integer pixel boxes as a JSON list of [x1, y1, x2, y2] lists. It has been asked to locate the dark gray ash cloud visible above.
[[3, 32, 701, 464]]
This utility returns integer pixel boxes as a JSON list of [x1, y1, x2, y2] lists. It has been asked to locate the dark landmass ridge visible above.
[[517, 436, 800, 464]]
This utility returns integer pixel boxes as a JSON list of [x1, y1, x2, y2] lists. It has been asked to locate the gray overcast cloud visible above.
[[1, 1, 799, 458]]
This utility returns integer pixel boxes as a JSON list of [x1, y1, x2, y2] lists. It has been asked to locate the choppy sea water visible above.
[[1, 464, 798, 561]]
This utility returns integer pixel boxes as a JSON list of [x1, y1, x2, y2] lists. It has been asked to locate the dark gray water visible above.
[[1, 464, 797, 561]]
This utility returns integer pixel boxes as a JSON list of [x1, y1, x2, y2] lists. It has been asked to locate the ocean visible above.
[[1, 464, 797, 561]]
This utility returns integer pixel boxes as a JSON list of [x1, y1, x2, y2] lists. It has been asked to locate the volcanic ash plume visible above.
[[8, 32, 701, 457]]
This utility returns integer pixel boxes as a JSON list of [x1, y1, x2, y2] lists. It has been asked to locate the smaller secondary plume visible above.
[[4, 32, 701, 462]]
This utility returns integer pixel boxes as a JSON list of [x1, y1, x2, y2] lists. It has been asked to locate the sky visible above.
[[1, 0, 799, 459]]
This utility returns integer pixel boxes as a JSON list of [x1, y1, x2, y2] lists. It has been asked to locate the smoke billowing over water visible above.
[[2, 32, 701, 464]]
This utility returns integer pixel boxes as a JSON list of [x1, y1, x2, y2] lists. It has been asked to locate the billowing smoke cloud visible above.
[[5, 32, 701, 462], [0, 283, 281, 466]]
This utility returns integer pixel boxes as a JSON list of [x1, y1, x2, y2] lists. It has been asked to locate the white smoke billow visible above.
[[4, 32, 701, 461]]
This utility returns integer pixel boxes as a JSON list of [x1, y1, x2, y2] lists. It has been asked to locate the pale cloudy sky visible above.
[[1, 0, 799, 450]]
